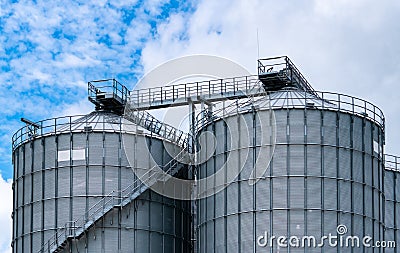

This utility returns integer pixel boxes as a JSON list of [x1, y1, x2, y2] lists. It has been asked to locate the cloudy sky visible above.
[[0, 0, 399, 252]]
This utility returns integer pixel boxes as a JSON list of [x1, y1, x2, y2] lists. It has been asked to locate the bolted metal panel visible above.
[[88, 165, 102, 195], [58, 166, 70, 197], [290, 177, 304, 208], [323, 112, 336, 146], [256, 178, 269, 209], [324, 178, 337, 210], [365, 121, 373, 154], [240, 213, 253, 252], [323, 146, 337, 178], [23, 175, 31, 206], [272, 145, 287, 176], [72, 166, 85, 195], [339, 180, 351, 211], [215, 218, 225, 252], [240, 180, 253, 212], [16, 178, 23, 208], [32, 202, 41, 231], [275, 112, 287, 144], [290, 210, 305, 237], [290, 145, 304, 175], [353, 151, 364, 183], [104, 134, 119, 166], [57, 198, 70, 228], [33, 139, 42, 172], [338, 113, 351, 148], [88, 132, 103, 165], [104, 165, 118, 194], [227, 182, 238, 214], [306, 177, 321, 209], [44, 136, 56, 170], [43, 199, 55, 228], [289, 109, 304, 144], [226, 215, 239, 252], [338, 148, 351, 179], [72, 133, 86, 167], [384, 168, 398, 250], [273, 177, 287, 208], [32, 172, 42, 202], [44, 168, 55, 201], [306, 110, 321, 143]]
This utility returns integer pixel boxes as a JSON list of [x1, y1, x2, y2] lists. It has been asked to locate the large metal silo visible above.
[[384, 155, 399, 253], [11, 80, 192, 253], [196, 86, 386, 252], [12, 56, 398, 253]]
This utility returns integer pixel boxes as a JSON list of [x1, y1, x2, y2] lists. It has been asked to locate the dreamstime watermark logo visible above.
[[257, 225, 396, 249], [121, 55, 276, 200]]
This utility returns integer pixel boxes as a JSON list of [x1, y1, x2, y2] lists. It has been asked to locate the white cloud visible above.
[[54, 53, 101, 69], [0, 174, 12, 253], [0, 0, 181, 181], [0, 1, 399, 251], [53, 98, 94, 118], [140, 0, 400, 155]]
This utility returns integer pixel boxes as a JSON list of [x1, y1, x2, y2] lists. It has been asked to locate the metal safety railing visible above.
[[385, 154, 400, 172], [12, 114, 125, 150], [130, 75, 263, 109], [38, 148, 190, 253], [12, 109, 190, 151], [195, 89, 385, 134], [88, 79, 130, 106], [124, 102, 190, 148], [87, 79, 191, 149], [258, 56, 318, 96]]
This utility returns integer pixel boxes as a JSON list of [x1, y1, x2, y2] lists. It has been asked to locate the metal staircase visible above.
[[38, 149, 190, 253], [39, 56, 314, 253], [88, 78, 190, 148], [124, 103, 189, 148], [38, 81, 192, 253]]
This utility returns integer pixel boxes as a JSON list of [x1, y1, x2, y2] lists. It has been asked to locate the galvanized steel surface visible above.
[[196, 91, 387, 253], [12, 111, 191, 253]]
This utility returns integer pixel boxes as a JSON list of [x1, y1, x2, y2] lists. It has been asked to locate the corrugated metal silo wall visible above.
[[196, 108, 385, 253], [384, 168, 399, 253], [12, 130, 191, 253]]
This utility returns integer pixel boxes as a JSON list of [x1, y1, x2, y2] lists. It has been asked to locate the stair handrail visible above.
[[38, 148, 189, 253], [124, 100, 191, 148]]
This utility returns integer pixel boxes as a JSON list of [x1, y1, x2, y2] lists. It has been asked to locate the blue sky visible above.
[[0, 0, 195, 180], [1, 0, 400, 181], [1, 0, 400, 252]]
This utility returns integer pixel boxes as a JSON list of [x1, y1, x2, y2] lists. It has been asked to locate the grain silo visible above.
[[195, 56, 386, 252], [11, 56, 399, 253], [11, 79, 192, 253], [384, 154, 399, 252]]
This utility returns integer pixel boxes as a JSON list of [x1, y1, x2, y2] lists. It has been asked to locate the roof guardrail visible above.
[[385, 154, 399, 172], [195, 89, 385, 134]]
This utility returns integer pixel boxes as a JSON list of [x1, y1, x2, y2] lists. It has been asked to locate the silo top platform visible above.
[[258, 56, 317, 96], [88, 79, 130, 115]]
